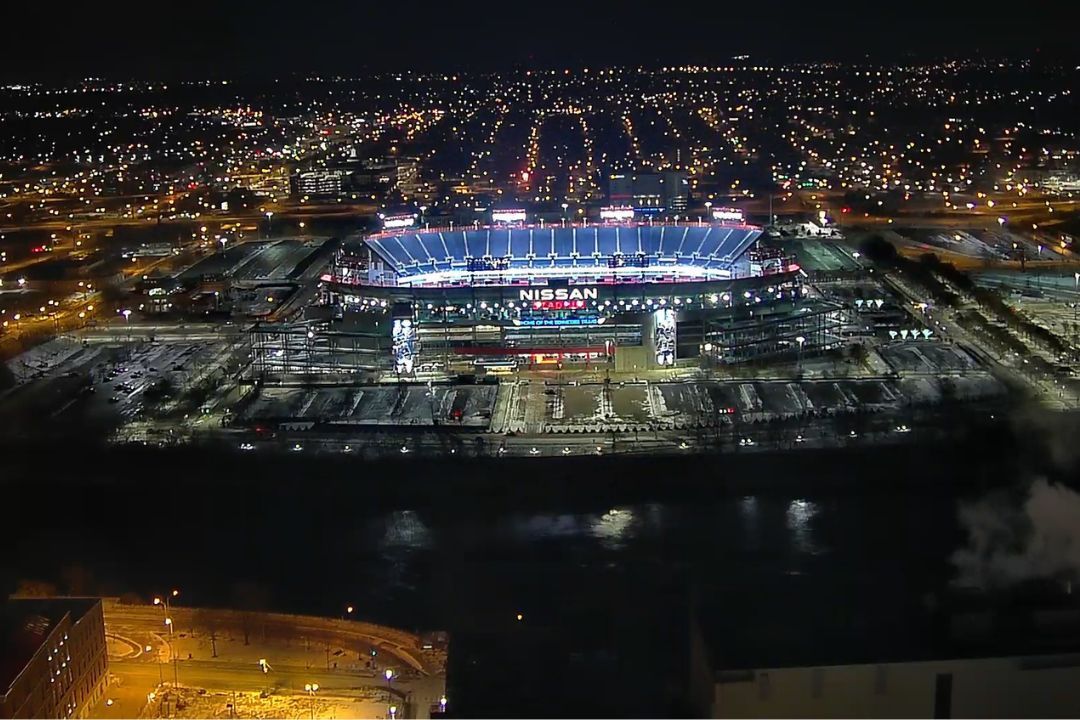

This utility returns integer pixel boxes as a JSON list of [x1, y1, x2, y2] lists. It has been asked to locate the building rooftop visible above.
[[0, 598, 99, 696], [704, 579, 1080, 673]]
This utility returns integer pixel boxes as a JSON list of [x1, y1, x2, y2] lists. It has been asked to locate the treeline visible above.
[[859, 235, 1072, 360]]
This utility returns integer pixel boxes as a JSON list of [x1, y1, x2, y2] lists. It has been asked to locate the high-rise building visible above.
[[607, 172, 688, 214], [290, 169, 347, 198], [0, 598, 109, 719]]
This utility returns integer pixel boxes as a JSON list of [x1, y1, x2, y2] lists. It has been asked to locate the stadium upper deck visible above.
[[353, 222, 762, 286]]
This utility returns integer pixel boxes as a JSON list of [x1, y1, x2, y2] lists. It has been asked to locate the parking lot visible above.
[[240, 384, 498, 428], [878, 343, 979, 373], [498, 374, 1004, 433], [1, 335, 239, 436]]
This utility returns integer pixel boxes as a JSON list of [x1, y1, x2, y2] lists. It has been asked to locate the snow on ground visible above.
[[153, 686, 385, 720], [6, 336, 85, 383]]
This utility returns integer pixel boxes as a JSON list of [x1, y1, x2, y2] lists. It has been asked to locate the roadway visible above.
[[882, 271, 1074, 408], [109, 658, 434, 700], [103, 602, 446, 718], [105, 603, 439, 675]]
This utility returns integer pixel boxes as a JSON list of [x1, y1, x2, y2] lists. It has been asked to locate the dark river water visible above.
[[0, 424, 1044, 715]]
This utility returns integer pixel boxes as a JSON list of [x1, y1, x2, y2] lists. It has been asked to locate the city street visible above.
[[98, 602, 446, 718]]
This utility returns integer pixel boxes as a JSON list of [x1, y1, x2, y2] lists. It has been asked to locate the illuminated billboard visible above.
[[392, 318, 417, 374], [599, 206, 635, 222], [380, 213, 417, 230], [491, 209, 527, 224], [654, 307, 676, 366], [712, 207, 744, 223]]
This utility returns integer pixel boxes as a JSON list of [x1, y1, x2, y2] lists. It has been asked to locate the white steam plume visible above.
[[952, 478, 1080, 589]]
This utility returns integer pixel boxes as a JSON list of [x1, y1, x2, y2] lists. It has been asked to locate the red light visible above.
[[841, 206, 851, 213]]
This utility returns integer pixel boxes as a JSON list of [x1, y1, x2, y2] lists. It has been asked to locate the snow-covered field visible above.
[[151, 686, 385, 720]]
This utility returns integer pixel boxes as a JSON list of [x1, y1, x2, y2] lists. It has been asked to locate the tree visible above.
[[858, 234, 897, 264], [193, 608, 220, 657], [13, 579, 59, 597], [232, 580, 270, 646], [848, 342, 869, 366], [60, 564, 95, 595]]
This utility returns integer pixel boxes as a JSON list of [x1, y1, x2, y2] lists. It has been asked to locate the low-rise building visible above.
[[702, 583, 1080, 718]]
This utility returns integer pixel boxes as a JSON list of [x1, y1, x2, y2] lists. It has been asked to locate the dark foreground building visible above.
[[0, 598, 108, 719]]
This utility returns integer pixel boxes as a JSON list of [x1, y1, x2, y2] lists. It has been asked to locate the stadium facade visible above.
[[249, 221, 845, 377]]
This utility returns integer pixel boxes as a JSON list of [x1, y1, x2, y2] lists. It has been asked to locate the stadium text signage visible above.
[[712, 208, 744, 222], [519, 287, 598, 302], [381, 213, 417, 230], [518, 316, 601, 327], [492, 209, 527, 223], [600, 206, 635, 221]]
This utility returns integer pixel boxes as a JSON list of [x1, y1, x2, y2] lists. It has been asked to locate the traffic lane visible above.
[[105, 607, 431, 673], [110, 658, 431, 699]]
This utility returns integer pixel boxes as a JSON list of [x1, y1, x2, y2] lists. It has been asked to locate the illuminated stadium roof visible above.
[[362, 223, 762, 286]]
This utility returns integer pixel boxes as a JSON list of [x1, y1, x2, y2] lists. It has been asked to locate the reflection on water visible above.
[[495, 506, 643, 550], [740, 496, 760, 551], [2, 477, 962, 636], [589, 507, 635, 550], [378, 510, 432, 550], [786, 498, 821, 555], [507, 513, 585, 540]]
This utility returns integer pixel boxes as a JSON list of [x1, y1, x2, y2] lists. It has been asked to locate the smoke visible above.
[[952, 478, 1080, 589], [1010, 406, 1080, 472]]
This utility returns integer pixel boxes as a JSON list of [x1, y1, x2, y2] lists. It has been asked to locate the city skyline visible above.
[[2, 2, 1077, 81]]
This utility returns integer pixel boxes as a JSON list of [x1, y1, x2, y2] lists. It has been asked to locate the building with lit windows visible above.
[[0, 598, 108, 719], [608, 172, 689, 215], [290, 169, 347, 198], [249, 222, 845, 377]]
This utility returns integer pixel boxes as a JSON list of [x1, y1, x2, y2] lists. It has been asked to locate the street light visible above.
[[384, 667, 394, 702], [305, 683, 319, 720], [163, 617, 178, 686], [154, 592, 180, 686]]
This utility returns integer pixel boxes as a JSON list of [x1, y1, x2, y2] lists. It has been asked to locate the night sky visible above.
[[3, 0, 1075, 80]]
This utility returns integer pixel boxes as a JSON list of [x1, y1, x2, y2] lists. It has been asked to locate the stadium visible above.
[[250, 220, 846, 377]]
